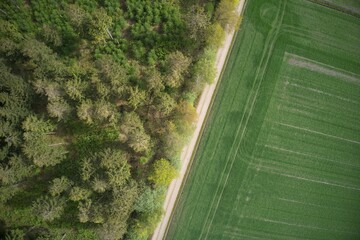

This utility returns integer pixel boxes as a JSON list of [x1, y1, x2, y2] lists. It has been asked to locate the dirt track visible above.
[[151, 1, 246, 239]]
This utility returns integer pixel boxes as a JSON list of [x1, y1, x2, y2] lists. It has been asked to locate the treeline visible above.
[[0, 0, 239, 239]]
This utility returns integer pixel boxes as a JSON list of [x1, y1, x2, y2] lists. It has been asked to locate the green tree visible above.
[[4, 229, 25, 240], [119, 112, 152, 153], [94, 100, 117, 124], [148, 159, 178, 186], [87, 8, 112, 43], [156, 93, 177, 116], [206, 23, 225, 48], [0, 62, 30, 160], [96, 56, 128, 95], [100, 148, 131, 187], [22, 115, 67, 167], [77, 99, 94, 124], [49, 176, 73, 197], [65, 76, 88, 101], [78, 199, 92, 223], [97, 181, 138, 240], [65, 4, 87, 31], [91, 177, 108, 193], [175, 100, 198, 138], [41, 24, 62, 47], [194, 47, 217, 84], [32, 196, 66, 222], [185, 5, 210, 40], [44, 82, 63, 102], [128, 86, 147, 110], [81, 157, 94, 182], [0, 155, 33, 185], [165, 51, 191, 88], [69, 186, 92, 202], [144, 67, 164, 93], [47, 98, 71, 121], [215, 0, 238, 30], [128, 208, 163, 240], [133, 186, 166, 213], [129, 130, 151, 153]]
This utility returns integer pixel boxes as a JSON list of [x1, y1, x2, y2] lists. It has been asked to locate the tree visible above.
[[78, 199, 92, 223], [119, 112, 152, 153], [22, 115, 67, 167], [185, 5, 210, 40], [0, 155, 33, 185], [77, 99, 94, 124], [44, 82, 63, 102], [20, 38, 67, 78], [78, 199, 105, 224], [133, 186, 166, 213], [215, 0, 238, 30], [65, 4, 87, 31], [128, 130, 151, 153], [175, 100, 198, 138], [148, 159, 178, 186], [0, 61, 30, 122], [206, 23, 225, 48], [81, 157, 94, 182], [94, 100, 117, 124], [41, 24, 62, 47], [100, 148, 131, 188], [160, 121, 184, 165], [78, 148, 131, 190], [96, 56, 128, 95], [98, 181, 138, 240], [128, 86, 147, 110], [91, 177, 108, 193], [156, 93, 177, 116], [32, 196, 65, 222], [194, 47, 217, 84], [69, 186, 92, 202], [165, 51, 191, 88], [127, 208, 163, 240], [49, 176, 73, 197], [87, 8, 112, 43], [47, 98, 71, 121], [4, 229, 25, 240], [144, 67, 164, 93], [0, 62, 30, 160], [0, 185, 20, 204], [65, 76, 88, 101]]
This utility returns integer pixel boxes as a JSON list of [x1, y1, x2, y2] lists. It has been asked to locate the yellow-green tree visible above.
[[215, 0, 239, 30], [206, 23, 225, 48], [148, 159, 178, 187]]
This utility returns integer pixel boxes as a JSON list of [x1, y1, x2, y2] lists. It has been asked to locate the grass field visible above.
[[165, 0, 360, 239]]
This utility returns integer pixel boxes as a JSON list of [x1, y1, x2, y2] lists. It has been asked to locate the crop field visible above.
[[166, 0, 360, 239]]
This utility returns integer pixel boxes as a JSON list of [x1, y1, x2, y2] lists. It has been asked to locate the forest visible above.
[[0, 0, 239, 239]]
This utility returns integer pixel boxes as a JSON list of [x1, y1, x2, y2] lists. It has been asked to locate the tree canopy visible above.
[[0, 0, 240, 239]]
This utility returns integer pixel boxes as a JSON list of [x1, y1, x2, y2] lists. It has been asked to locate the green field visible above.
[[166, 0, 360, 239]]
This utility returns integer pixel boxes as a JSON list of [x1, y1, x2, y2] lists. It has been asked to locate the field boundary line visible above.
[[150, 1, 247, 239], [305, 0, 360, 18]]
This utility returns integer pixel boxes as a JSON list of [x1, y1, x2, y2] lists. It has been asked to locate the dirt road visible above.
[[151, 1, 246, 239]]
